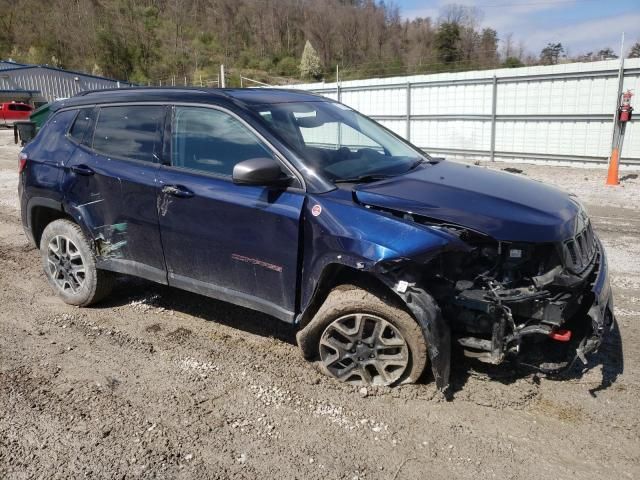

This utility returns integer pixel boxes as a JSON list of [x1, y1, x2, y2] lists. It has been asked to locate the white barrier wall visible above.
[[288, 59, 640, 165]]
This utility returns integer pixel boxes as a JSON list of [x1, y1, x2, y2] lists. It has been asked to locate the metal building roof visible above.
[[0, 60, 27, 71], [0, 61, 132, 102]]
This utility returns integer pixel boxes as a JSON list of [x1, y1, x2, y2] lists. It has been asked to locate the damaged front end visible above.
[[370, 205, 615, 385]]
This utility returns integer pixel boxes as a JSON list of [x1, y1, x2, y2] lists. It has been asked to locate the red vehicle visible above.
[[0, 102, 33, 126]]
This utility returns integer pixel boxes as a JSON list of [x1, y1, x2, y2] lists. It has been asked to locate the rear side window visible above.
[[68, 108, 96, 145], [92, 105, 165, 162]]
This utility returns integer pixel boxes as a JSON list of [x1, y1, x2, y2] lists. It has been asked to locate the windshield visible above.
[[250, 101, 427, 182]]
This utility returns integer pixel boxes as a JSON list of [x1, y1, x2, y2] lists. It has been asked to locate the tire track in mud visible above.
[[1, 167, 640, 478]]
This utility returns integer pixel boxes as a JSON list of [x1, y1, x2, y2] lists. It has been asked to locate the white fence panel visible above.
[[288, 58, 640, 166]]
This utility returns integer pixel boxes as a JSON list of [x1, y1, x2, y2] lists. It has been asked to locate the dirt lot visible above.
[[1, 129, 639, 479]]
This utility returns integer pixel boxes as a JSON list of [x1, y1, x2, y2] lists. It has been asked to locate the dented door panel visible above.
[[157, 167, 304, 320], [63, 147, 166, 283]]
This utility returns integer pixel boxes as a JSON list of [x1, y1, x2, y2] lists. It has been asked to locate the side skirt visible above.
[[168, 272, 295, 324]]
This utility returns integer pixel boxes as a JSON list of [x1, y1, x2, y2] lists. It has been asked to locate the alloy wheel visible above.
[[319, 313, 410, 386], [46, 235, 86, 294]]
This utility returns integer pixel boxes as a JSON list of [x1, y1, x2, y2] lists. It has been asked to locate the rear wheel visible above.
[[40, 219, 114, 306], [310, 285, 428, 386]]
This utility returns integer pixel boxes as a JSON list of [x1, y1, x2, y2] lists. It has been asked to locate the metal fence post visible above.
[[490, 75, 497, 162], [406, 81, 411, 141]]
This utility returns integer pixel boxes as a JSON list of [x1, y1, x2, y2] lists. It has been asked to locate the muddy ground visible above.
[[0, 129, 639, 479]]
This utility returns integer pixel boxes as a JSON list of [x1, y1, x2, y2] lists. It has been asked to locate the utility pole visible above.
[[606, 33, 630, 186], [220, 64, 226, 88], [611, 33, 626, 150]]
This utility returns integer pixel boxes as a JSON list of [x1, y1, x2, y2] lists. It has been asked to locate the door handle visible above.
[[70, 164, 95, 176], [162, 184, 194, 198]]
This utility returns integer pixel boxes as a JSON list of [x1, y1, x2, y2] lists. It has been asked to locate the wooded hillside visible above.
[[0, 0, 635, 86]]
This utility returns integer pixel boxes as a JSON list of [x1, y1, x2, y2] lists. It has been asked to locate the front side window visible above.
[[92, 105, 165, 162], [251, 101, 426, 182], [172, 106, 274, 176]]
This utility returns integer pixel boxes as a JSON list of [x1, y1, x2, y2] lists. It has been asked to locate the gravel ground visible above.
[[1, 130, 639, 479]]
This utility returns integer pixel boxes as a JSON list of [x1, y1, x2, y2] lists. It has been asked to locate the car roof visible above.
[[58, 87, 329, 109]]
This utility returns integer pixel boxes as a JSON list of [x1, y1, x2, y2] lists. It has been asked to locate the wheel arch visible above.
[[27, 197, 71, 248], [27, 197, 99, 250], [296, 259, 451, 392], [297, 263, 402, 329]]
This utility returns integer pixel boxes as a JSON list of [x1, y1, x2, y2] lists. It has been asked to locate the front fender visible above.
[[300, 192, 465, 310], [299, 192, 466, 391]]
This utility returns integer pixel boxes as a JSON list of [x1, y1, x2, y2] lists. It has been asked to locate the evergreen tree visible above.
[[597, 47, 617, 60], [502, 57, 524, 68], [540, 43, 565, 65], [629, 42, 640, 59], [435, 22, 461, 64], [299, 40, 322, 80]]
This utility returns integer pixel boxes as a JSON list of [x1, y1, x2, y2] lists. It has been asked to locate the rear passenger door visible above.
[[63, 104, 168, 283], [156, 105, 305, 321]]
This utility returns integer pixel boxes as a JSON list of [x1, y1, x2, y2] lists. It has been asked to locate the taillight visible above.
[[18, 152, 27, 174]]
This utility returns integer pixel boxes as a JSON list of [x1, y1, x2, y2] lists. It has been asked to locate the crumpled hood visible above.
[[354, 161, 581, 243]]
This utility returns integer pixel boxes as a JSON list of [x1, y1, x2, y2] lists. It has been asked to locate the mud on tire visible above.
[[40, 219, 114, 306], [300, 284, 429, 386]]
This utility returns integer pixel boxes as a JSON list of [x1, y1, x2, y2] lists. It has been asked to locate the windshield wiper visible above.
[[407, 158, 424, 171], [334, 174, 393, 184]]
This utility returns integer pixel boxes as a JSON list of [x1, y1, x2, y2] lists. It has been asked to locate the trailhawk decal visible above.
[[231, 253, 283, 273]]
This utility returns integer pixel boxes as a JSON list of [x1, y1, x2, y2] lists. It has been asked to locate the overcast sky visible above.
[[398, 0, 640, 57]]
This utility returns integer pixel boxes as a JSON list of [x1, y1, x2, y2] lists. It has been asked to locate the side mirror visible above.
[[14, 121, 37, 146], [232, 157, 291, 187]]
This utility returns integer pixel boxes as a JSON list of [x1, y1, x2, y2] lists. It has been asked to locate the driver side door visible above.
[[156, 105, 305, 322]]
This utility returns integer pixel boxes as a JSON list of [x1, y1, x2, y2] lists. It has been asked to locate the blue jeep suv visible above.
[[18, 88, 614, 390]]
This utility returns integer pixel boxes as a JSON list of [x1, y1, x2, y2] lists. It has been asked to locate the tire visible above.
[[307, 285, 428, 387], [40, 219, 114, 306]]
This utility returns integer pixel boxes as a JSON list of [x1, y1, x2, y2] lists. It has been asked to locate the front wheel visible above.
[[310, 285, 428, 386], [40, 219, 114, 306]]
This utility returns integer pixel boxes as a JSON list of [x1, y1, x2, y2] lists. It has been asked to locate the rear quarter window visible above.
[[92, 105, 165, 162], [68, 108, 96, 146]]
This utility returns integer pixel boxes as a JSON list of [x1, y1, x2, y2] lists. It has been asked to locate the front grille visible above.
[[562, 221, 597, 274]]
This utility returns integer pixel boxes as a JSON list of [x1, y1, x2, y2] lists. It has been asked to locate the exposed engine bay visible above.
[[368, 204, 612, 375]]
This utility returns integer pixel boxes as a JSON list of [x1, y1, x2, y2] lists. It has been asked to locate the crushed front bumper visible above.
[[454, 237, 615, 374], [575, 237, 615, 364], [514, 236, 615, 373]]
